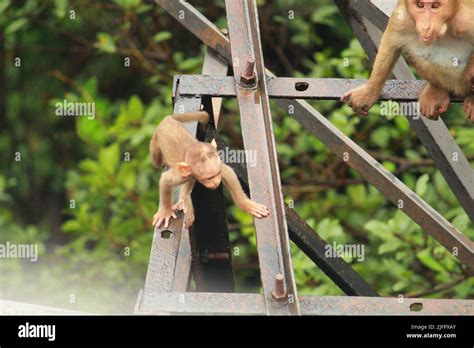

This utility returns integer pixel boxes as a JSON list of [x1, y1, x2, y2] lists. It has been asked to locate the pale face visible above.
[[194, 157, 222, 190], [405, 0, 457, 45]]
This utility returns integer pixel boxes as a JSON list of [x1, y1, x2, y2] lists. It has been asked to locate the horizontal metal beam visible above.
[[177, 75, 429, 101], [140, 292, 474, 315]]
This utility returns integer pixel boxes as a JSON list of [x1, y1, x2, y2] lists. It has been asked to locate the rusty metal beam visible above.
[[177, 75, 429, 101], [337, 0, 474, 225], [221, 143, 378, 297], [140, 292, 474, 315], [156, 0, 474, 269], [225, 0, 299, 315]]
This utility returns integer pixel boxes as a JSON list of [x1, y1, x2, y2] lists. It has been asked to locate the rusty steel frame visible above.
[[140, 291, 474, 316], [139, 0, 474, 315], [175, 74, 474, 268], [225, 0, 299, 315], [155, 0, 474, 267]]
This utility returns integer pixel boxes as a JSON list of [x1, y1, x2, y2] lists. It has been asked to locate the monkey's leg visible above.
[[221, 164, 270, 219], [172, 111, 209, 125], [464, 54, 474, 93], [419, 84, 451, 120], [153, 170, 184, 228], [463, 95, 474, 123], [341, 29, 402, 116]]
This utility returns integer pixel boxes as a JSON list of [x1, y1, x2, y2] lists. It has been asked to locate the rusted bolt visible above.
[[271, 273, 288, 305], [240, 58, 256, 86]]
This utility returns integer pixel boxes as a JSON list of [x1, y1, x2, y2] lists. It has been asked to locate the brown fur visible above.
[[150, 111, 270, 229], [342, 0, 474, 123]]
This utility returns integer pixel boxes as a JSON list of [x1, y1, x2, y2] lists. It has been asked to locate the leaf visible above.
[[117, 165, 136, 191], [153, 31, 172, 43], [0, 0, 11, 14], [416, 249, 445, 273], [76, 117, 107, 146], [99, 143, 120, 176], [95, 33, 117, 54], [128, 95, 144, 120], [415, 174, 430, 197], [378, 241, 401, 255], [54, 0, 68, 18], [5, 18, 28, 35]]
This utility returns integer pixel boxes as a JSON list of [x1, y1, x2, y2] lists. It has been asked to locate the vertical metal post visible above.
[[225, 0, 300, 314]]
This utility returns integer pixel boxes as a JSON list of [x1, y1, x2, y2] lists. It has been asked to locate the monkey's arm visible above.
[[221, 164, 270, 219], [342, 23, 403, 116], [153, 169, 187, 228]]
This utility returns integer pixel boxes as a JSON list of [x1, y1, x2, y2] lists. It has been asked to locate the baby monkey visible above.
[[150, 111, 270, 229]]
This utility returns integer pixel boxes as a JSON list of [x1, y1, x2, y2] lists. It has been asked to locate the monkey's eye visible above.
[[416, 1, 424, 8], [432, 2, 440, 8]]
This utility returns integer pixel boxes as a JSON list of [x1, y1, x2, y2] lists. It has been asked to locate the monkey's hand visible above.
[[239, 199, 270, 219], [172, 200, 184, 211], [463, 96, 474, 124], [152, 207, 177, 229], [341, 84, 380, 116]]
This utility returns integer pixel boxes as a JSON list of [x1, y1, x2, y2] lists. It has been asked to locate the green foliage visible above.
[[1, 0, 473, 313]]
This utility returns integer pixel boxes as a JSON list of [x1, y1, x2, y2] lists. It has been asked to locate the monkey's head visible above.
[[405, 0, 458, 45], [177, 139, 222, 190]]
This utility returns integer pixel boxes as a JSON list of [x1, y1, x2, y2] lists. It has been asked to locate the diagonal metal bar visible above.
[[225, 0, 299, 314], [156, 0, 474, 269], [337, 0, 474, 225], [221, 147, 378, 297]]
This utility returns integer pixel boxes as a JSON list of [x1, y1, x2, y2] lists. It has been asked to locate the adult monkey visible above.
[[342, 0, 474, 123]]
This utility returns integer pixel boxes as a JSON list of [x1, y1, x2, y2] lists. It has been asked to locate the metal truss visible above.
[[135, 0, 474, 316]]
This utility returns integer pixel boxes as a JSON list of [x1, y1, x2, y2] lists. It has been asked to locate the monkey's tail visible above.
[[172, 111, 209, 125], [149, 129, 163, 168]]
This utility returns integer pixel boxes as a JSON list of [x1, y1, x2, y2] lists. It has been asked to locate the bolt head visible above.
[[240, 73, 256, 85], [271, 290, 288, 304]]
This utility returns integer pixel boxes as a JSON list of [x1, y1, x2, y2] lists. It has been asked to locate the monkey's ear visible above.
[[210, 139, 218, 149], [176, 162, 192, 177]]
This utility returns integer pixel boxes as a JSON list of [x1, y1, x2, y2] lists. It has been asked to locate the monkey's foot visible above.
[[152, 209, 177, 229], [463, 96, 474, 124], [341, 84, 379, 117], [419, 85, 450, 120], [184, 210, 195, 229], [241, 200, 270, 219]]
